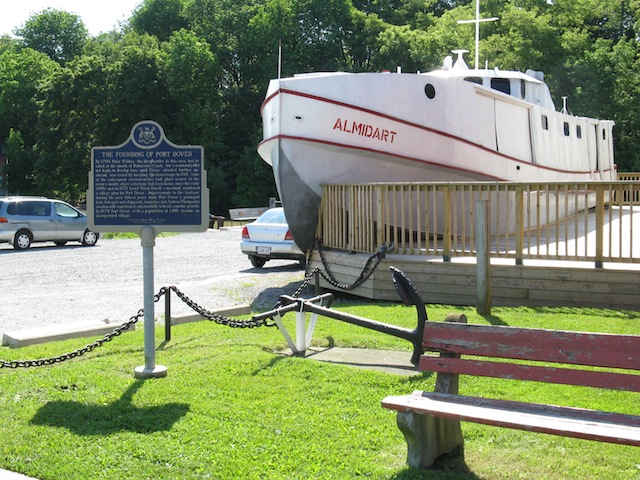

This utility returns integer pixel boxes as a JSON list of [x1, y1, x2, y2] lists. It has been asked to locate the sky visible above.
[[1, 0, 143, 37]]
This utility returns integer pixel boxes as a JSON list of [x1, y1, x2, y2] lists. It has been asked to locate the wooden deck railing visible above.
[[318, 180, 640, 266]]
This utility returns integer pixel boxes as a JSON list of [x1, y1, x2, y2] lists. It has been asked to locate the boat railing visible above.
[[318, 178, 640, 266]]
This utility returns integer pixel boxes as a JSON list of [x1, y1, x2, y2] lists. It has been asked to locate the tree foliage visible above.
[[1, 0, 639, 207], [14, 8, 88, 64]]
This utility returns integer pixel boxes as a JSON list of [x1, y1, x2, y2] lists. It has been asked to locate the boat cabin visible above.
[[434, 50, 556, 110]]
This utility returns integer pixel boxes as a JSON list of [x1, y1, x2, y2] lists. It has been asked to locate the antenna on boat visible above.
[[277, 39, 282, 79], [457, 0, 499, 69]]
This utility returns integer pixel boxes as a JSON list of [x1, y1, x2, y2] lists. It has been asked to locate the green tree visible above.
[[232, 127, 277, 208], [0, 48, 59, 195], [0, 35, 19, 54], [375, 24, 437, 72], [129, 0, 189, 41], [165, 30, 221, 143], [483, 4, 561, 72], [0, 48, 59, 147], [165, 29, 228, 210], [15, 8, 88, 64], [5, 129, 38, 195], [35, 33, 173, 200]]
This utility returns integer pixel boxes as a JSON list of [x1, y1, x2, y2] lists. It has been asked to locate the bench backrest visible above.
[[229, 207, 268, 220], [420, 322, 640, 392]]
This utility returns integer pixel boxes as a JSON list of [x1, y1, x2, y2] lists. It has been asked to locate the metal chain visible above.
[[0, 288, 168, 369], [1, 244, 387, 370], [267, 265, 317, 312], [169, 286, 275, 328], [315, 240, 389, 290], [267, 239, 388, 314]]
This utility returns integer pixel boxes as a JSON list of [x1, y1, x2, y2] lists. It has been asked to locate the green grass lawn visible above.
[[1, 302, 639, 479]]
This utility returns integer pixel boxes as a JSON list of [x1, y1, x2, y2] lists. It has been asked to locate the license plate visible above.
[[257, 246, 271, 255]]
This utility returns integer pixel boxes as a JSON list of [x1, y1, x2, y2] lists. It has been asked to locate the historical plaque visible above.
[[87, 120, 209, 233]]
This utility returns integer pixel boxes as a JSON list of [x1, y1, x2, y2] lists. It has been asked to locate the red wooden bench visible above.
[[382, 313, 640, 469]]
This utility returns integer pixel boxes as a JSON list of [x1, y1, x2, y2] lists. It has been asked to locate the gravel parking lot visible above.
[[0, 228, 308, 336]]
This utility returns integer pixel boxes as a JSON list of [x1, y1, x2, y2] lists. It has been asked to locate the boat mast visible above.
[[277, 39, 282, 79], [457, 0, 499, 70]]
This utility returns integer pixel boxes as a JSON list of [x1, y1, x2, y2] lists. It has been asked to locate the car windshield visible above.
[[256, 209, 287, 224]]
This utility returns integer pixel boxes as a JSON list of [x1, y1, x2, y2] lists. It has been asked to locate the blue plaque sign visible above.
[[87, 120, 209, 233]]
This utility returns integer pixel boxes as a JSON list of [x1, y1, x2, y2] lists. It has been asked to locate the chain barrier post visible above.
[[134, 226, 168, 379], [314, 269, 321, 295], [165, 286, 171, 342]]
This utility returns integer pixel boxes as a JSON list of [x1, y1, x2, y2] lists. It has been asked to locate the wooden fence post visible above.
[[475, 199, 491, 315]]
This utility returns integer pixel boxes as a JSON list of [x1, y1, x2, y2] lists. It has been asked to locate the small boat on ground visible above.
[[258, 49, 616, 251]]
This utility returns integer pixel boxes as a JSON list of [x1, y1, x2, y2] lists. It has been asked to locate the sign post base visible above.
[[134, 365, 168, 379]]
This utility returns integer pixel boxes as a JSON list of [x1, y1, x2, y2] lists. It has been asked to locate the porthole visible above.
[[576, 125, 582, 139], [294, 115, 303, 121], [424, 83, 436, 99]]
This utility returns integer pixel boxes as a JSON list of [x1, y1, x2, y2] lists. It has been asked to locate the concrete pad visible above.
[[2, 320, 135, 349], [1, 305, 252, 349], [0, 469, 39, 479], [283, 346, 422, 376]]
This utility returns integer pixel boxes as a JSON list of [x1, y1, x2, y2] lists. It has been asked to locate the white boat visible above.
[[258, 49, 616, 251]]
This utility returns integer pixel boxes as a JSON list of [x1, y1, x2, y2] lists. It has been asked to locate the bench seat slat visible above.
[[420, 356, 640, 391], [423, 323, 640, 370], [382, 391, 640, 446]]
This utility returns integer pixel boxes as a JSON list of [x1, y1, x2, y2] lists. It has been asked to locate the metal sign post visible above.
[[87, 120, 209, 378], [135, 225, 167, 378]]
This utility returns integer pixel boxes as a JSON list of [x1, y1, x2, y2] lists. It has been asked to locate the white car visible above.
[[240, 207, 305, 268], [0, 196, 99, 250]]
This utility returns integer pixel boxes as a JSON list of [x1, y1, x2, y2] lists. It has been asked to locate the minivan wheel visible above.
[[14, 230, 32, 250], [82, 229, 98, 246]]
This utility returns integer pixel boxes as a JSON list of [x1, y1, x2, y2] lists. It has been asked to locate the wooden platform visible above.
[[310, 200, 640, 310], [308, 251, 640, 310]]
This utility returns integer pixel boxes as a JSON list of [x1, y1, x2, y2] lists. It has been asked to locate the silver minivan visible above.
[[0, 196, 99, 250]]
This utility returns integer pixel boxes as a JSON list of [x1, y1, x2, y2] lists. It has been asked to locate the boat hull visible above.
[[259, 72, 616, 251]]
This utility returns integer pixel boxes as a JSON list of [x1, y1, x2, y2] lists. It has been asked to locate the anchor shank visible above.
[[302, 303, 416, 343]]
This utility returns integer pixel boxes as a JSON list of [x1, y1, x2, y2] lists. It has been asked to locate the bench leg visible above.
[[396, 411, 463, 469], [395, 312, 467, 469]]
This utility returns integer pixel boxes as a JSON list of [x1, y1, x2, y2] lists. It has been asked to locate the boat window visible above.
[[464, 77, 483, 85], [576, 125, 582, 139], [563, 122, 570, 136], [424, 83, 436, 99], [602, 129, 606, 140], [520, 80, 526, 99], [491, 78, 510, 95], [541, 115, 548, 130]]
